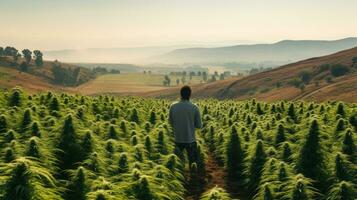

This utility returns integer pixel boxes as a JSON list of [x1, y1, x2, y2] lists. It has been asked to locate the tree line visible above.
[[0, 46, 91, 87], [163, 71, 231, 87], [0, 46, 43, 68]]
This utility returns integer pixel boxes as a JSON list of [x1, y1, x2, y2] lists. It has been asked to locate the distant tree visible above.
[[325, 76, 333, 83], [299, 84, 305, 92], [181, 76, 186, 85], [4, 46, 16, 56], [52, 64, 66, 85], [72, 67, 81, 85], [110, 69, 120, 74], [214, 71, 218, 76], [318, 64, 330, 72], [189, 71, 195, 80], [143, 71, 147, 74], [330, 64, 350, 77], [19, 62, 29, 72], [0, 47, 4, 56], [202, 72, 208, 82], [22, 49, 32, 64], [289, 78, 303, 88], [210, 75, 216, 82], [33, 50, 43, 67], [299, 71, 312, 84], [352, 57, 357, 68], [176, 78, 180, 85], [163, 75, 171, 86], [219, 73, 225, 80], [197, 71, 202, 76]]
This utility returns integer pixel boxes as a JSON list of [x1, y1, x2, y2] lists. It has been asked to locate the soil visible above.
[[185, 152, 248, 200]]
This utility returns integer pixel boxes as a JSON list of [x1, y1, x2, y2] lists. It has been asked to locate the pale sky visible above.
[[1, 0, 357, 50]]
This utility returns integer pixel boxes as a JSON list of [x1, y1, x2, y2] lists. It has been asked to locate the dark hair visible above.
[[180, 85, 191, 100]]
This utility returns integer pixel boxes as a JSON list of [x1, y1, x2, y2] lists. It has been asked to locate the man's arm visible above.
[[194, 106, 202, 128]]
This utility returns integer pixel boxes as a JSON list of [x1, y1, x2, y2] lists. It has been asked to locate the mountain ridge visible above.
[[159, 37, 357, 64]]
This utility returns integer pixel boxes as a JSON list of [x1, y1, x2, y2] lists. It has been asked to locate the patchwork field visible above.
[[74, 73, 212, 95]]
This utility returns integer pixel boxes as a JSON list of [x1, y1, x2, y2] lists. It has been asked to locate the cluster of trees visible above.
[[169, 71, 209, 83], [0, 46, 43, 68], [249, 67, 273, 75], [51, 61, 82, 86], [92, 67, 121, 75], [163, 70, 231, 87], [288, 58, 357, 91]]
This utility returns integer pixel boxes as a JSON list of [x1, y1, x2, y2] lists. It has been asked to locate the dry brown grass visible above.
[[149, 47, 357, 102]]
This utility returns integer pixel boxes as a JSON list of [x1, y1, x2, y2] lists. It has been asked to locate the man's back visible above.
[[169, 100, 202, 143]]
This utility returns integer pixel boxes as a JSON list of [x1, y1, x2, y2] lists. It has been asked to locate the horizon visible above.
[[1, 0, 357, 51]]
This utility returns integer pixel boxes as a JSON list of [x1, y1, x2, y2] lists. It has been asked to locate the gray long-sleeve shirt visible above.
[[169, 100, 202, 143]]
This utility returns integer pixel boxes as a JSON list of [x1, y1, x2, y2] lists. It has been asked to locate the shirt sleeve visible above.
[[194, 106, 202, 128]]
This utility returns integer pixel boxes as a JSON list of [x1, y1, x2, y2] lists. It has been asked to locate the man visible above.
[[169, 85, 202, 167]]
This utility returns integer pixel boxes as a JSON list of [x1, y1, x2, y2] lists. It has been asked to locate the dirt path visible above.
[[185, 153, 247, 200]]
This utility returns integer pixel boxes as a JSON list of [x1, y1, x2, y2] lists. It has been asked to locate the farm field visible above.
[[74, 73, 215, 95], [0, 88, 356, 200]]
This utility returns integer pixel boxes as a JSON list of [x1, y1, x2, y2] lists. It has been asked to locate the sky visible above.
[[1, 0, 357, 50]]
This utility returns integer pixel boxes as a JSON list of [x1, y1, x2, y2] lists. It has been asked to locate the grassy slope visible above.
[[151, 47, 357, 102], [0, 56, 94, 93]]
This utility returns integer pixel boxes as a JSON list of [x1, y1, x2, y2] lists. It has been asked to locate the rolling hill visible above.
[[43, 45, 196, 64], [158, 37, 357, 65], [150, 47, 357, 102], [0, 56, 95, 93]]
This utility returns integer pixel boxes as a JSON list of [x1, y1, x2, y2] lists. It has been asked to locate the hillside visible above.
[[0, 56, 94, 93], [158, 37, 357, 65], [151, 47, 357, 102]]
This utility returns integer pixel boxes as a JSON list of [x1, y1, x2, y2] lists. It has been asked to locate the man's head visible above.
[[180, 85, 191, 100]]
